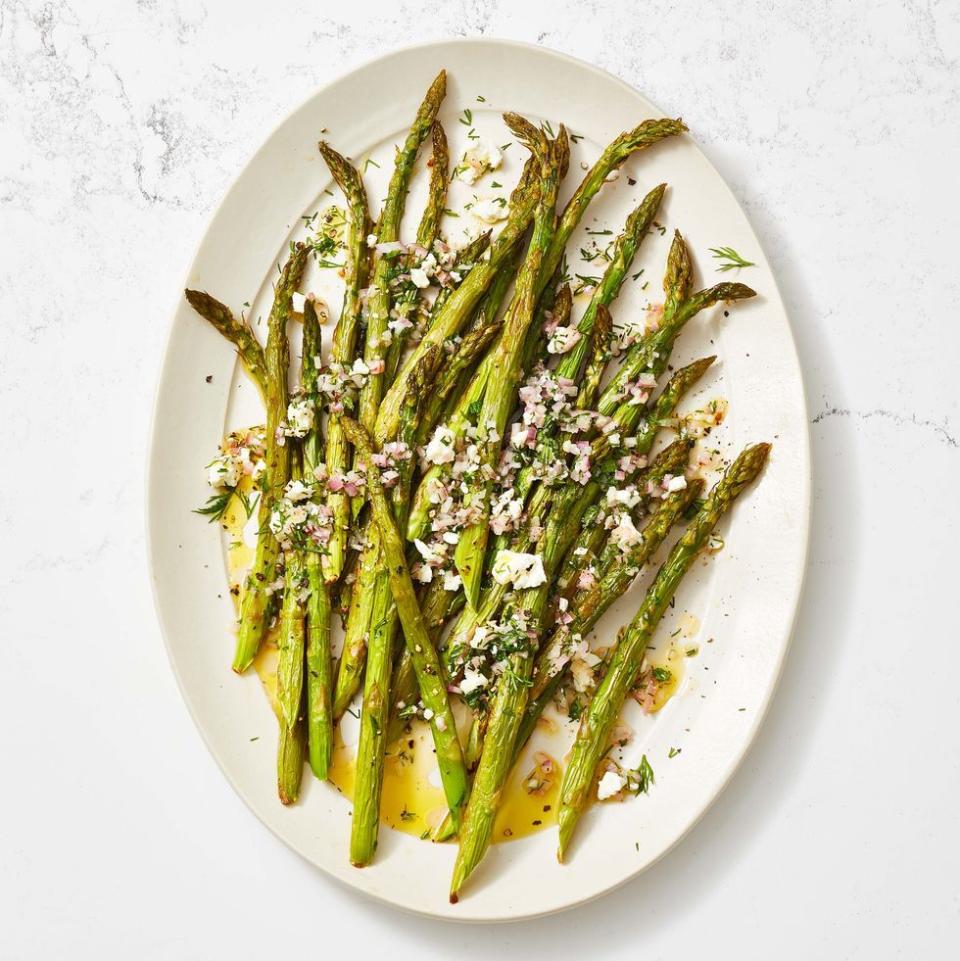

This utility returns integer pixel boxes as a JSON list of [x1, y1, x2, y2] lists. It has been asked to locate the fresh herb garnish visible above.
[[710, 246, 755, 271], [630, 755, 655, 795], [193, 491, 233, 523]]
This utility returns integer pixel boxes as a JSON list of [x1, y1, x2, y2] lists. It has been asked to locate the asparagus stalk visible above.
[[318, 142, 370, 584], [301, 298, 334, 779], [332, 535, 377, 719], [374, 157, 540, 445], [529, 478, 704, 703], [576, 303, 614, 412], [538, 119, 686, 289], [232, 243, 308, 673], [342, 417, 469, 830], [454, 117, 567, 608], [357, 70, 447, 435], [557, 183, 666, 379], [449, 539, 559, 900], [275, 469, 307, 730], [277, 712, 305, 805], [417, 318, 503, 445], [346, 351, 444, 865], [556, 443, 771, 860], [384, 120, 451, 384], [497, 183, 666, 526], [184, 290, 268, 400]]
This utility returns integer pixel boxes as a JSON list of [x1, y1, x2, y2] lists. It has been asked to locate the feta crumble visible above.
[[424, 425, 456, 464], [456, 141, 503, 185], [490, 549, 547, 589], [597, 770, 626, 801], [471, 196, 509, 224]]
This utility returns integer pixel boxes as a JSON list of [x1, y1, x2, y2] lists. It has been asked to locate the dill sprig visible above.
[[709, 246, 755, 272], [629, 755, 655, 795]]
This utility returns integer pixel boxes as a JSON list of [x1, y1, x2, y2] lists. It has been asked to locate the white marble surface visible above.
[[2, 1, 957, 957]]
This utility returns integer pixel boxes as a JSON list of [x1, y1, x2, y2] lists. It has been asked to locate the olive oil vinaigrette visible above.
[[221, 466, 692, 842]]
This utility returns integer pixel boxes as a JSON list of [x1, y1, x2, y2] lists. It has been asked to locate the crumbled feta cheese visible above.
[[207, 454, 239, 489], [456, 141, 503, 185], [424, 425, 456, 464], [443, 570, 462, 592], [569, 639, 602, 693], [606, 485, 641, 509], [459, 667, 489, 696], [666, 474, 688, 493], [409, 266, 431, 288], [471, 196, 509, 224], [366, 233, 377, 247], [285, 397, 315, 438], [609, 513, 643, 553], [547, 325, 582, 355], [597, 770, 626, 800], [284, 479, 312, 502], [491, 549, 547, 589]]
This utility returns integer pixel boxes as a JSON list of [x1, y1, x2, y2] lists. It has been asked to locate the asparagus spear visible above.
[[538, 119, 686, 289], [556, 183, 666, 379], [357, 70, 447, 435], [277, 711, 305, 805], [597, 236, 752, 419], [416, 120, 450, 255], [317, 142, 371, 585], [374, 157, 540, 445], [332, 535, 377, 719], [530, 478, 704, 703], [417, 317, 503, 445], [232, 243, 308, 673], [332, 342, 448, 721], [454, 117, 567, 608], [576, 303, 614, 412], [347, 351, 444, 865], [184, 290, 267, 399], [449, 543, 558, 900], [496, 184, 666, 526], [342, 417, 469, 830], [384, 120, 451, 384], [275, 468, 307, 730], [301, 298, 334, 779], [556, 443, 771, 860]]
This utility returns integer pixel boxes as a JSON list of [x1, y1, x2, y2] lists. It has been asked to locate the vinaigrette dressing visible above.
[[220, 456, 689, 843]]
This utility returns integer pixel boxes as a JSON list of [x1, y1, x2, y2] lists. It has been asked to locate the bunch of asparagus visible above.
[[186, 69, 770, 901]]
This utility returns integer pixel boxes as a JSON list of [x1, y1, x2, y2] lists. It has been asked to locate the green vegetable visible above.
[[556, 443, 771, 860]]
